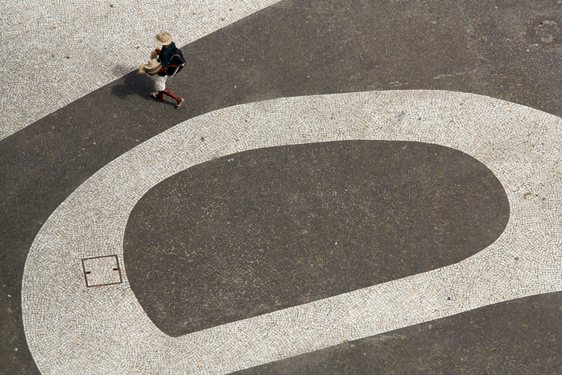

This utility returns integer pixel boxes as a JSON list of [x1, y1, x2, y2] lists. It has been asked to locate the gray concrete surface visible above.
[[124, 140, 509, 336], [20, 91, 562, 374], [1, 0, 561, 374], [237, 292, 562, 374]]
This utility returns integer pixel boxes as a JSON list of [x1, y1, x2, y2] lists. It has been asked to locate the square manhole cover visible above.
[[81, 255, 123, 287]]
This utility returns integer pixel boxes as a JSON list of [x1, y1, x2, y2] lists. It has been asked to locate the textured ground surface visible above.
[[125, 140, 509, 336], [237, 292, 561, 375], [19, 91, 562, 374], [1, 1, 561, 374]]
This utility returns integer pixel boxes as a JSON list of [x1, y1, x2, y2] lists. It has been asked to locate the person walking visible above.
[[140, 31, 185, 109]]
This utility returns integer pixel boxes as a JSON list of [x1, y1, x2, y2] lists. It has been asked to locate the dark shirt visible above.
[[158, 42, 176, 69]]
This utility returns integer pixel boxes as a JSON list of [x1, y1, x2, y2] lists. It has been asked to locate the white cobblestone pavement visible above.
[[0, 0, 280, 140], [22, 90, 562, 374]]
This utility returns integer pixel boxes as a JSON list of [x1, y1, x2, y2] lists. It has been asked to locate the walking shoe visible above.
[[150, 92, 162, 100], [176, 97, 185, 109]]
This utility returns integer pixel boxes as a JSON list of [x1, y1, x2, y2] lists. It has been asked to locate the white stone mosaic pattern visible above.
[[22, 90, 562, 374], [0, 0, 280, 140]]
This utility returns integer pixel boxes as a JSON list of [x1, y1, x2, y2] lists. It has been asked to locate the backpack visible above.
[[168, 47, 186, 77]]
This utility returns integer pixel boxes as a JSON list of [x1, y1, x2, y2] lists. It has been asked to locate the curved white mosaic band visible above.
[[0, 0, 280, 140], [23, 90, 562, 374]]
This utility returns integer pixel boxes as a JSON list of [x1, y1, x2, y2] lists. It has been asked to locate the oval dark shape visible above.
[[124, 140, 509, 337]]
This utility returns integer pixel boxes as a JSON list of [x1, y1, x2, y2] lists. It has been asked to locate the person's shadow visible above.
[[111, 64, 179, 108], [110, 64, 154, 101]]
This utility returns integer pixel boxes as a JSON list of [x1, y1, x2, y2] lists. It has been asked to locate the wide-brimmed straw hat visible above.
[[155, 31, 172, 46], [138, 58, 162, 75]]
